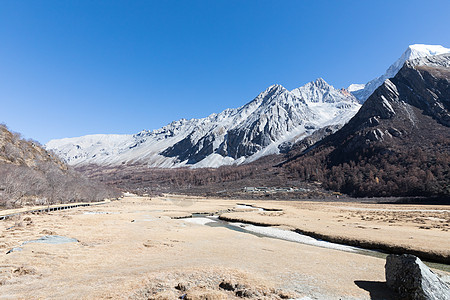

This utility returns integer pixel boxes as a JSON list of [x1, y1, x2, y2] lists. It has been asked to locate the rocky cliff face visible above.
[[335, 53, 450, 151], [284, 54, 450, 197]]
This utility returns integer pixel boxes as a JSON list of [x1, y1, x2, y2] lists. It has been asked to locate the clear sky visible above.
[[1, 0, 449, 143]]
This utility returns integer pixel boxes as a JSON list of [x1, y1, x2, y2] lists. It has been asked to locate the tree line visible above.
[[284, 140, 450, 198]]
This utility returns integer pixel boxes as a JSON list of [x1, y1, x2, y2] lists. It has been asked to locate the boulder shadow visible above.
[[354, 280, 397, 300]]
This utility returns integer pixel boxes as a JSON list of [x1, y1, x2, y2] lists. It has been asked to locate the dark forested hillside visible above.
[[282, 54, 450, 198], [72, 55, 450, 200], [0, 124, 120, 208]]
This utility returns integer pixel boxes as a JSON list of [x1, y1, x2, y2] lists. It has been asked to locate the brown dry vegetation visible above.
[[283, 137, 450, 198], [0, 124, 120, 208], [1, 195, 416, 299]]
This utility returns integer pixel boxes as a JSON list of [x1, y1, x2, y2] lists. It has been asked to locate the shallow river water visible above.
[[182, 213, 450, 273]]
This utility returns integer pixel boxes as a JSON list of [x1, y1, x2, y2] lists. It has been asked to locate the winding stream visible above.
[[181, 208, 450, 273]]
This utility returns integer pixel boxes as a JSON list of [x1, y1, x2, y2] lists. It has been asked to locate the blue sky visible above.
[[1, 0, 449, 143]]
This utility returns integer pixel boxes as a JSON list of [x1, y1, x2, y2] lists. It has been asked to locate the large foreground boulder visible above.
[[385, 254, 450, 300]]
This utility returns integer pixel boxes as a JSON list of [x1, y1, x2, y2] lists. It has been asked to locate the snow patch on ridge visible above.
[[347, 84, 365, 93], [351, 44, 450, 102]]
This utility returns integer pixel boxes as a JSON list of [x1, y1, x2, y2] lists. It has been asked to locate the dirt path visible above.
[[0, 200, 110, 220], [0, 195, 447, 299]]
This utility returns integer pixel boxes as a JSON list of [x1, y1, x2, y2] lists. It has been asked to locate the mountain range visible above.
[[46, 79, 360, 168], [46, 44, 450, 170]]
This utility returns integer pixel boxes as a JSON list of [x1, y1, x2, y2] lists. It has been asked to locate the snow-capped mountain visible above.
[[47, 44, 449, 169], [350, 44, 450, 102], [46, 79, 360, 168]]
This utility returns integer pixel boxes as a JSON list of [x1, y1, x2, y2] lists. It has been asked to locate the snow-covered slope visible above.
[[350, 44, 450, 102], [46, 79, 360, 168]]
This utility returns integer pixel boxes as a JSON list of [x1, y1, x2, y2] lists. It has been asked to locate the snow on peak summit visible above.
[[406, 44, 450, 59], [260, 84, 288, 97], [351, 44, 450, 102], [292, 78, 358, 104], [314, 77, 327, 85], [385, 44, 450, 80]]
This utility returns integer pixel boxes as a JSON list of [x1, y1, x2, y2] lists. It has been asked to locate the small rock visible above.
[[143, 241, 153, 248], [278, 290, 296, 299], [388, 127, 402, 137], [13, 266, 36, 276], [219, 280, 235, 291], [366, 129, 384, 141], [235, 289, 253, 298], [368, 116, 380, 126], [175, 282, 190, 292], [6, 247, 23, 254], [385, 254, 450, 300]]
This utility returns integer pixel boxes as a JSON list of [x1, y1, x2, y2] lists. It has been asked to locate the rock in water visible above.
[[385, 254, 450, 300]]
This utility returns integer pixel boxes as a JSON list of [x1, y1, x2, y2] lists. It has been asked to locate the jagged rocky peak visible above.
[[336, 52, 450, 146], [292, 78, 358, 104], [253, 84, 290, 104], [160, 83, 315, 163], [351, 44, 450, 102], [265, 83, 286, 93], [383, 44, 450, 81], [309, 77, 328, 89]]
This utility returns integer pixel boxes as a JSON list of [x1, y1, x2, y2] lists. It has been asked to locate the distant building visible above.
[[243, 186, 309, 193]]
